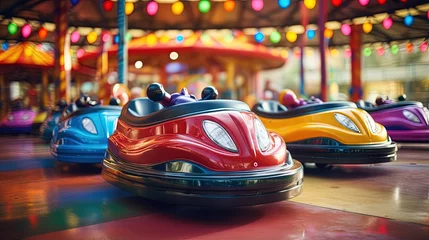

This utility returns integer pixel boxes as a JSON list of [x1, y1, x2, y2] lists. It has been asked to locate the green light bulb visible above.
[[199, 0, 211, 13], [126, 32, 132, 42], [270, 31, 281, 44], [363, 47, 372, 57], [8, 22, 18, 35], [391, 45, 399, 55]]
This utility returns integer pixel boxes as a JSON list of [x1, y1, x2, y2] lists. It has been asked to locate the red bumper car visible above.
[[102, 84, 303, 207]]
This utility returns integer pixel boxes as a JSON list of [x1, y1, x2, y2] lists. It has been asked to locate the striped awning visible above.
[[0, 42, 53, 68]]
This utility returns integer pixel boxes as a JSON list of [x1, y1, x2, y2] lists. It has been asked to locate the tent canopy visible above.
[[79, 31, 286, 70], [0, 42, 53, 68], [0, 0, 427, 47]]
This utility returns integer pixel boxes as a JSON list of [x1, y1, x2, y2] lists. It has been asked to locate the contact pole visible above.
[[117, 0, 128, 86]]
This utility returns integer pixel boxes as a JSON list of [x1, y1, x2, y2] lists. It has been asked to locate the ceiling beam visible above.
[[4, 0, 47, 18]]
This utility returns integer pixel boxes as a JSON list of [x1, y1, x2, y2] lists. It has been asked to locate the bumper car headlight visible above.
[[364, 114, 378, 133], [203, 120, 237, 153], [82, 118, 97, 134], [402, 110, 421, 123], [114, 118, 118, 130], [255, 118, 270, 151], [423, 107, 429, 124], [334, 113, 360, 133], [7, 115, 14, 121], [22, 114, 30, 120], [287, 152, 294, 166]]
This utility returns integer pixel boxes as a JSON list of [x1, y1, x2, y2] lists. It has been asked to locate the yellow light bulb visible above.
[[86, 31, 97, 44], [286, 31, 297, 43], [146, 33, 158, 46], [160, 35, 170, 43], [324, 29, 333, 39], [125, 2, 134, 16], [330, 48, 339, 57], [362, 22, 373, 33], [304, 0, 316, 10], [172, 1, 184, 15], [224, 0, 235, 12], [280, 49, 289, 58]]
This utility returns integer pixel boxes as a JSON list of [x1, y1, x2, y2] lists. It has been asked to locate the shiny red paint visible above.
[[108, 111, 287, 171]]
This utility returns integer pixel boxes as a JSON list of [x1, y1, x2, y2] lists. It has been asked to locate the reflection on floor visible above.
[[0, 136, 428, 239]]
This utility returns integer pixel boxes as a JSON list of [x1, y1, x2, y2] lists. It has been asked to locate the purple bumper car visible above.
[[356, 100, 429, 142], [0, 109, 37, 134]]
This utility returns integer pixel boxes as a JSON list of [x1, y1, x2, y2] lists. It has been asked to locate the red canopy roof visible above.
[[0, 42, 95, 76], [79, 32, 286, 70], [0, 42, 53, 68]]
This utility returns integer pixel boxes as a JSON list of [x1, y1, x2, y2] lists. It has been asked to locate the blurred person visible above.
[[263, 79, 279, 100]]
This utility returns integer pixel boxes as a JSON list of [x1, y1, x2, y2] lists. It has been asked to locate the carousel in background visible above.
[[0, 42, 95, 133], [78, 31, 286, 106]]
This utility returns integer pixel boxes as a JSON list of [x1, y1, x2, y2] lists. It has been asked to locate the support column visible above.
[[209, 64, 219, 89], [117, 0, 128, 85], [42, 71, 49, 108], [318, 0, 328, 101], [75, 76, 81, 96], [0, 74, 6, 117], [253, 67, 262, 100], [54, 0, 71, 102], [97, 42, 110, 104], [159, 65, 167, 87], [225, 60, 236, 99], [299, 2, 309, 97], [350, 24, 363, 102]]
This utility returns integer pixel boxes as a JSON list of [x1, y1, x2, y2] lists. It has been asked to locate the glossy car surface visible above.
[[356, 100, 429, 142], [102, 98, 303, 207], [50, 105, 121, 163], [253, 100, 397, 165], [40, 110, 63, 142]]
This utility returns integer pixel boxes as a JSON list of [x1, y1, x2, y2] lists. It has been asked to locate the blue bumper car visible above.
[[50, 96, 121, 163], [40, 100, 68, 142]]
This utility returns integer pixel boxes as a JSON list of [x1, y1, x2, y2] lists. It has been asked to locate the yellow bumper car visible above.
[[252, 90, 397, 167]]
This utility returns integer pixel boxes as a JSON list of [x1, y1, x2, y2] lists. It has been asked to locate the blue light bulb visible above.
[[176, 35, 184, 43], [254, 32, 264, 43], [114, 34, 120, 44], [307, 30, 316, 40], [1, 41, 8, 51], [404, 14, 414, 27], [278, 0, 291, 9]]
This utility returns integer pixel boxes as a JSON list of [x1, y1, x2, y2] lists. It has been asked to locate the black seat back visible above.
[[357, 101, 423, 113], [253, 100, 356, 119], [356, 100, 375, 109], [121, 99, 250, 127], [125, 98, 164, 117], [255, 100, 288, 113]]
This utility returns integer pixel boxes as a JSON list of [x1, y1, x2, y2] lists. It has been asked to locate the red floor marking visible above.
[[29, 202, 429, 240]]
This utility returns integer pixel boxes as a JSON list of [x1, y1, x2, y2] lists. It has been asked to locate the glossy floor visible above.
[[0, 136, 428, 239]]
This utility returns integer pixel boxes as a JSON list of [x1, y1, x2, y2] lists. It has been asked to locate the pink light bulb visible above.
[[376, 46, 385, 56], [71, 31, 80, 43], [77, 48, 85, 58], [344, 48, 351, 58], [147, 1, 158, 16], [251, 0, 264, 12], [102, 32, 110, 42], [420, 42, 428, 52], [22, 24, 32, 38], [383, 17, 393, 30], [341, 24, 351, 36], [359, 0, 369, 6]]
